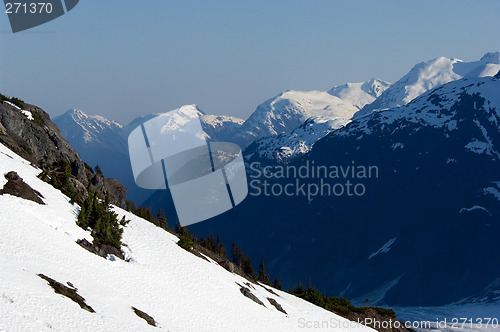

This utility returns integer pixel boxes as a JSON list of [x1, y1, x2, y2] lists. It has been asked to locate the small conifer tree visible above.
[[258, 257, 270, 284]]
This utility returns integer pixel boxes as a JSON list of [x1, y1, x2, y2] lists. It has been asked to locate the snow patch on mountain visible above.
[[459, 206, 490, 215], [246, 116, 350, 162], [3, 100, 34, 120], [484, 181, 500, 201], [368, 238, 397, 260]]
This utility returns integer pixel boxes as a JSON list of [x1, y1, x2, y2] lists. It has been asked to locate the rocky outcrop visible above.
[[267, 297, 287, 314], [0, 100, 127, 208], [76, 238, 124, 260], [0, 171, 45, 204], [38, 274, 95, 313], [90, 174, 127, 210], [237, 283, 265, 307], [0, 101, 87, 182], [131, 307, 158, 327]]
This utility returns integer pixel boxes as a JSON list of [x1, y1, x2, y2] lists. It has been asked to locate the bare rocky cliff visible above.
[[0, 99, 126, 208]]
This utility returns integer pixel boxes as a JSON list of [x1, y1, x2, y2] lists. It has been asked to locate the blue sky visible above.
[[1, 0, 500, 124]]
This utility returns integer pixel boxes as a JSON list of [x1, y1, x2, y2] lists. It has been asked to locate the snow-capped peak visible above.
[[54, 109, 123, 145], [356, 51, 500, 119], [234, 90, 358, 147], [344, 75, 500, 140], [64, 108, 122, 129], [480, 51, 500, 64], [328, 78, 391, 110]]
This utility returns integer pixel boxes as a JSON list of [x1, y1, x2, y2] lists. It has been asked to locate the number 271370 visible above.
[[5, 2, 53, 14]]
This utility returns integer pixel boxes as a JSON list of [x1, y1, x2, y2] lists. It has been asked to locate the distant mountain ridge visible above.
[[247, 52, 500, 164], [355, 51, 500, 118], [55, 78, 391, 197], [55, 52, 500, 204], [328, 78, 391, 109], [245, 78, 390, 163], [54, 105, 244, 203]]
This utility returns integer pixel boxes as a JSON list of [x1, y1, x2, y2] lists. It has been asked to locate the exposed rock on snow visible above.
[[0, 171, 45, 205]]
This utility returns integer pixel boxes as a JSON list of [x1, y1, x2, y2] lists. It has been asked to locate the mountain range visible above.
[[52, 52, 500, 308], [248, 52, 500, 164], [54, 106, 244, 203]]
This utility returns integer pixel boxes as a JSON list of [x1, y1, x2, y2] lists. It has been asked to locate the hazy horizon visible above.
[[1, 0, 500, 124]]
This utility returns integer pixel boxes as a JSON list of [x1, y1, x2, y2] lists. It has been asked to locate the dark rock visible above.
[[237, 283, 265, 307], [76, 238, 124, 260], [103, 178, 127, 208], [244, 282, 255, 290], [267, 297, 287, 314], [222, 260, 235, 273], [192, 244, 254, 282], [38, 274, 95, 313], [0, 171, 45, 204], [0, 102, 88, 185], [190, 249, 210, 262], [132, 307, 157, 327], [260, 284, 279, 296], [89, 173, 127, 208], [0, 101, 128, 208]]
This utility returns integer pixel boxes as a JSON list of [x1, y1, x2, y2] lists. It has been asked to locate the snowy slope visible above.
[[0, 142, 371, 332], [356, 52, 500, 118]]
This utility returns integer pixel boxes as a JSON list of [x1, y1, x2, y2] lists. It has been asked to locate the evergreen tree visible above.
[[273, 277, 282, 290], [258, 257, 270, 284], [216, 233, 226, 258], [295, 282, 304, 295], [231, 242, 243, 267], [241, 255, 255, 279], [76, 190, 127, 250], [177, 226, 193, 250], [206, 233, 216, 252], [175, 221, 182, 234], [157, 208, 167, 230]]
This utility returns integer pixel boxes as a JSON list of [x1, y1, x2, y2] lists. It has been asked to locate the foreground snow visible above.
[[0, 142, 372, 331]]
